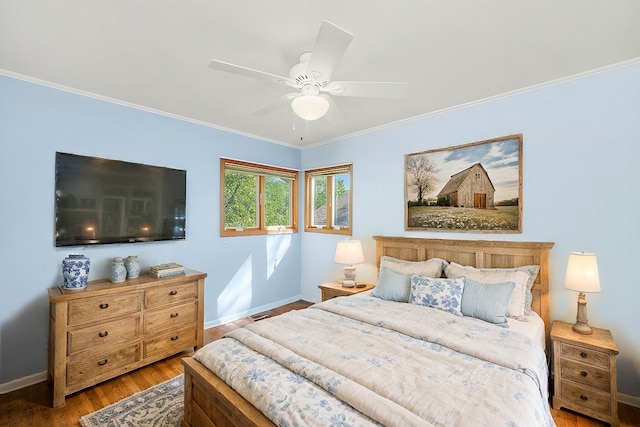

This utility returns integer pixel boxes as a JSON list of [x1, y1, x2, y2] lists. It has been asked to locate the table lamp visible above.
[[334, 240, 364, 288], [564, 252, 601, 334]]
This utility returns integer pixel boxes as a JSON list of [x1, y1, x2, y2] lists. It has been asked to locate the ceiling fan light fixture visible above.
[[291, 95, 329, 121]]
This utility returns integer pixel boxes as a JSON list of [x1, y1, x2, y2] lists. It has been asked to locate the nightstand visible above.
[[551, 320, 619, 426], [318, 282, 375, 301]]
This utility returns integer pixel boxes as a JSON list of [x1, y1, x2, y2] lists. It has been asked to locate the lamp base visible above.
[[342, 265, 357, 288], [573, 292, 593, 335], [572, 321, 593, 335]]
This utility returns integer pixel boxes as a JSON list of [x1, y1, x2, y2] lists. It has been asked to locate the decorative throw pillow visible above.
[[409, 275, 465, 316], [461, 278, 515, 326], [444, 262, 531, 319], [380, 256, 448, 278], [371, 267, 411, 302]]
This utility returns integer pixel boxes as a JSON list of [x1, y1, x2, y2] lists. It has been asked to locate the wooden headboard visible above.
[[372, 236, 554, 348]]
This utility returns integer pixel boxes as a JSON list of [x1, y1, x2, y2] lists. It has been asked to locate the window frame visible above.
[[220, 158, 298, 237], [304, 164, 353, 236]]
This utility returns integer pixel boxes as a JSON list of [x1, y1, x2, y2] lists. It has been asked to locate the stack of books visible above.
[[149, 263, 185, 278]]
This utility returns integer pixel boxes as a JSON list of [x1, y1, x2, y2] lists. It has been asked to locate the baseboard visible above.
[[203, 295, 306, 329], [619, 392, 640, 409], [0, 370, 47, 394]]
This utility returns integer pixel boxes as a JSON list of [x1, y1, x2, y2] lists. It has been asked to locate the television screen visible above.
[[55, 152, 186, 247]]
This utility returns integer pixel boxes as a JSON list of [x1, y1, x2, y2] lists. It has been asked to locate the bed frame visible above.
[[182, 236, 554, 427]]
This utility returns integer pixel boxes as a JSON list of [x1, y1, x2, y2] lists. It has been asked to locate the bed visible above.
[[182, 236, 555, 427]]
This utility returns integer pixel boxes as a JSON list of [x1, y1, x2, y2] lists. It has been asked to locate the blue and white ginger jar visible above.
[[110, 257, 127, 283], [124, 255, 140, 279], [62, 254, 91, 290]]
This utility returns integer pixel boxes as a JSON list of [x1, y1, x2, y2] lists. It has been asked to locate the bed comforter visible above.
[[194, 295, 555, 426]]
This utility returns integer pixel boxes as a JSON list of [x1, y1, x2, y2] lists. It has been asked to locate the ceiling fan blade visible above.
[[325, 81, 409, 98], [305, 21, 353, 80], [249, 93, 299, 116], [209, 59, 291, 86]]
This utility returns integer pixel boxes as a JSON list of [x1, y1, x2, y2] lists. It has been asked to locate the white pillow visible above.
[[444, 262, 530, 319], [380, 256, 447, 278]]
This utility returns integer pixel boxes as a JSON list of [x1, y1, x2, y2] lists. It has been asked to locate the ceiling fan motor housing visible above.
[[288, 53, 329, 90]]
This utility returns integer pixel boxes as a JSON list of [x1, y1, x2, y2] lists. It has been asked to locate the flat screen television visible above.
[[55, 152, 186, 247]]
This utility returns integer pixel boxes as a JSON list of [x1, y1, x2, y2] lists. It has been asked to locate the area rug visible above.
[[80, 374, 184, 427]]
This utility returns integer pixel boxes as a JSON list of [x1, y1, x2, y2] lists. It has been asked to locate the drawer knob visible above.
[[580, 371, 588, 377], [97, 359, 108, 366], [99, 303, 109, 309], [98, 331, 109, 338], [170, 313, 179, 318], [169, 290, 178, 296], [580, 394, 588, 401], [170, 335, 179, 341], [580, 351, 588, 358]]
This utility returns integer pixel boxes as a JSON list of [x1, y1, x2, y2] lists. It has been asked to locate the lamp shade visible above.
[[565, 252, 601, 293], [291, 95, 329, 121], [334, 240, 364, 265]]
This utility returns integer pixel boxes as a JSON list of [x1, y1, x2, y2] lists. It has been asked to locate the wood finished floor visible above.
[[1, 299, 638, 427]]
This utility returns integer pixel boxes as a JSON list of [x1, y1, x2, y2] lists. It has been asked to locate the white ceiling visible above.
[[1, 1, 639, 148]]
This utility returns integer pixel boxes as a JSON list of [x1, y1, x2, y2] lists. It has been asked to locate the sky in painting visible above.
[[408, 137, 520, 203]]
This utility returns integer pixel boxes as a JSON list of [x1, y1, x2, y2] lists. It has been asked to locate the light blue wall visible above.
[[2, 61, 639, 397], [0, 76, 302, 384], [301, 62, 640, 396]]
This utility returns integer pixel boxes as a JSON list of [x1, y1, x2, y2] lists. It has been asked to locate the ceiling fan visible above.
[[208, 21, 408, 121]]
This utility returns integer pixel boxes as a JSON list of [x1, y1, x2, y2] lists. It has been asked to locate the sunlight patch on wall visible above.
[[266, 234, 291, 279], [218, 255, 253, 318]]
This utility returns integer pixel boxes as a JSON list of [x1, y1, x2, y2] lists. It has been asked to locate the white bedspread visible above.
[[194, 295, 555, 426]]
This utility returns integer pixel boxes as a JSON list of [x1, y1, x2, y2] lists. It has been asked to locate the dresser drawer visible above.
[[144, 301, 197, 334], [560, 358, 610, 392], [560, 342, 609, 368], [67, 344, 140, 388], [145, 281, 197, 308], [144, 325, 197, 360], [68, 292, 142, 326], [67, 315, 140, 355], [560, 379, 611, 415]]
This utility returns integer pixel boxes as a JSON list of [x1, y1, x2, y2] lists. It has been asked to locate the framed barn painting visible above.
[[405, 134, 523, 233]]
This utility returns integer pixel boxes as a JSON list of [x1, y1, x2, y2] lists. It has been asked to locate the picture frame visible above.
[[405, 134, 523, 233]]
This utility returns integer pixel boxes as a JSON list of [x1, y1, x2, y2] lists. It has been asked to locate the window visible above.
[[304, 164, 352, 235], [221, 158, 298, 237]]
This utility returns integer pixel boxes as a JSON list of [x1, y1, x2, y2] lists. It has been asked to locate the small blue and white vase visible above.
[[124, 255, 140, 279], [62, 254, 91, 291], [110, 257, 127, 283]]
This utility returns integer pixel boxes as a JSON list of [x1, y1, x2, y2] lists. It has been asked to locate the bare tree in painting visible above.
[[406, 155, 438, 203]]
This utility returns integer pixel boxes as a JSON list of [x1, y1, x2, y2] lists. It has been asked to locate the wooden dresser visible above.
[[48, 269, 206, 407], [551, 320, 619, 426]]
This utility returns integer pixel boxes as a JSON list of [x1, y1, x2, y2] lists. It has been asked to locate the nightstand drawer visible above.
[[560, 358, 610, 392], [560, 342, 609, 368], [318, 282, 375, 301], [323, 288, 349, 299], [560, 380, 611, 415]]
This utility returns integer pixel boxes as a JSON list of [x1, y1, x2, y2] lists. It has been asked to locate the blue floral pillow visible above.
[[409, 275, 465, 316]]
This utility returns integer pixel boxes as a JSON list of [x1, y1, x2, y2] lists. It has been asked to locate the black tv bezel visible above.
[[54, 152, 186, 247]]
